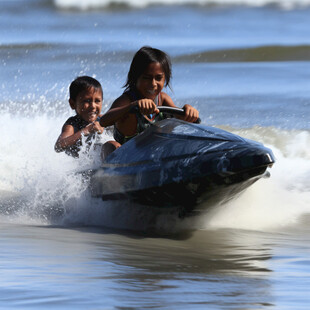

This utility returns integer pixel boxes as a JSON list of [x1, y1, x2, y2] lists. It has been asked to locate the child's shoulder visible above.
[[160, 91, 174, 106], [64, 115, 77, 123], [63, 115, 89, 132], [160, 91, 172, 98], [63, 115, 80, 127]]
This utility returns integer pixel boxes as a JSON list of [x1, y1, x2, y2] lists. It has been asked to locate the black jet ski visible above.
[[90, 107, 275, 217]]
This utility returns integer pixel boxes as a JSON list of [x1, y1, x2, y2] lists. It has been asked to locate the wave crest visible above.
[[53, 0, 310, 10]]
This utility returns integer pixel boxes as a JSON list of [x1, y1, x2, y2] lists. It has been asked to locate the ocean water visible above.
[[0, 0, 310, 309]]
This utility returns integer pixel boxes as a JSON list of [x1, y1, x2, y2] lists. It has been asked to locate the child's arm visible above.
[[99, 98, 133, 128], [161, 92, 199, 123], [99, 95, 159, 127], [54, 122, 103, 152]]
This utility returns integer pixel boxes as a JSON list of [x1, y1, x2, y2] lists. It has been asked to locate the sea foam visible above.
[[204, 127, 310, 232], [0, 112, 309, 232]]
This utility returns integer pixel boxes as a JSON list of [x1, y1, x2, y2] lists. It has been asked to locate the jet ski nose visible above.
[[266, 152, 275, 167]]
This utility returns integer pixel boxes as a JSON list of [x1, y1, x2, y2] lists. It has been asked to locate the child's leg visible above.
[[101, 140, 121, 161]]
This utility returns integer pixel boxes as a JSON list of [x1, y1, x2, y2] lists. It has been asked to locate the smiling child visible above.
[[99, 46, 199, 145], [55, 76, 119, 158]]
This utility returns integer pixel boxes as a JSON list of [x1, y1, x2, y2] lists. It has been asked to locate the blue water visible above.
[[0, 0, 310, 309]]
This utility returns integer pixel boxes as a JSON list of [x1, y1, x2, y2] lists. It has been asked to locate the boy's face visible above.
[[69, 87, 103, 123]]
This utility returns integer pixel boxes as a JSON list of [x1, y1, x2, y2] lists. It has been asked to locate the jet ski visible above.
[[90, 107, 275, 217]]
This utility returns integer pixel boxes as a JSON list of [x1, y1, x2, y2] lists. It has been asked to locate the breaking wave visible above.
[[53, 0, 310, 10]]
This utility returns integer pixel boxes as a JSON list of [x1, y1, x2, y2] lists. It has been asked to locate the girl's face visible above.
[[136, 62, 165, 101], [69, 87, 103, 123]]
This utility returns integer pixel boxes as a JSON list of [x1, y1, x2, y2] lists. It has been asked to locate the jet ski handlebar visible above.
[[129, 105, 201, 124], [157, 106, 201, 124]]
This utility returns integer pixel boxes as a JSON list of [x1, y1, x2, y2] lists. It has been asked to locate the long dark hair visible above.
[[69, 76, 102, 100], [124, 46, 172, 91]]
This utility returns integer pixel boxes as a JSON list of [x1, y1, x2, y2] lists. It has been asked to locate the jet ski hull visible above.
[[90, 119, 275, 216]]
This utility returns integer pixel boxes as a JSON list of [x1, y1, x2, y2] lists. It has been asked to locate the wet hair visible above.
[[124, 46, 172, 91], [69, 76, 102, 101]]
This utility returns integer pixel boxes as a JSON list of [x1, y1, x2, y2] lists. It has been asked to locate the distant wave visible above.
[[53, 0, 310, 10], [3, 43, 310, 63], [0, 43, 53, 50], [174, 45, 310, 63]]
